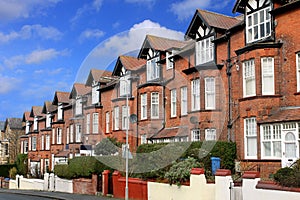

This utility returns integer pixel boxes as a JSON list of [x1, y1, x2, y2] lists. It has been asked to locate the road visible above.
[[0, 193, 52, 200]]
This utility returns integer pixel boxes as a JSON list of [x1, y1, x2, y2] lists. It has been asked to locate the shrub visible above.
[[164, 157, 202, 185], [0, 164, 16, 178], [94, 137, 122, 156], [15, 154, 28, 176], [274, 159, 300, 188], [9, 167, 17, 179]]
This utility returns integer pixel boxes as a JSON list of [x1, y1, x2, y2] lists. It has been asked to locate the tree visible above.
[[94, 137, 122, 156]]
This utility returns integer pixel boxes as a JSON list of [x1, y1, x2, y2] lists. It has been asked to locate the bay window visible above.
[[195, 36, 214, 65], [151, 92, 159, 119], [205, 77, 215, 109], [120, 74, 131, 97], [92, 113, 99, 134], [261, 124, 281, 158], [191, 79, 200, 111], [147, 56, 160, 81], [92, 84, 100, 104], [141, 93, 147, 120]]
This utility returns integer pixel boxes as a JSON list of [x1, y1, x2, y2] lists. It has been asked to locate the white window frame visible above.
[[141, 93, 147, 120], [297, 53, 300, 92], [92, 84, 100, 104], [75, 124, 81, 143], [58, 103, 63, 121], [114, 107, 120, 130], [147, 56, 160, 81], [122, 106, 129, 130], [46, 113, 52, 128], [92, 113, 99, 134], [52, 128, 55, 144], [141, 135, 147, 144], [244, 117, 257, 159], [171, 89, 177, 117], [151, 92, 159, 119], [32, 136, 37, 151], [246, 6, 271, 43], [70, 124, 74, 143], [41, 135, 44, 150], [24, 140, 28, 153], [33, 116, 38, 131], [191, 129, 200, 141], [195, 36, 214, 65], [205, 77, 216, 109], [205, 129, 216, 141], [191, 79, 200, 111], [105, 112, 110, 133], [166, 51, 174, 70], [66, 127, 69, 144], [261, 57, 274, 95], [45, 135, 50, 150], [57, 128, 62, 144], [86, 114, 90, 134], [260, 124, 282, 159], [75, 97, 82, 116], [120, 74, 131, 97], [28, 137, 31, 151], [25, 121, 30, 134], [243, 59, 256, 97], [181, 87, 188, 116]]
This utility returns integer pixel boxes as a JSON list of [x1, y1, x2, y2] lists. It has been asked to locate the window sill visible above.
[[239, 94, 282, 102], [294, 92, 300, 95]]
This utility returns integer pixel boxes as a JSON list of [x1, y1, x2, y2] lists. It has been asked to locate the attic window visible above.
[[195, 36, 214, 65]]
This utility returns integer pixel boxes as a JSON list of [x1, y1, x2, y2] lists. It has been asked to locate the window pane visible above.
[[263, 142, 271, 156], [247, 137, 257, 157], [273, 141, 282, 158], [254, 13, 258, 25]]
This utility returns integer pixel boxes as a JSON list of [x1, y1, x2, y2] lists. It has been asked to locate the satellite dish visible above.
[[130, 114, 137, 123], [190, 116, 199, 124]]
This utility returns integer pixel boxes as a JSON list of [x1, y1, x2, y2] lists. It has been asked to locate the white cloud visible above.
[[170, 0, 231, 20], [76, 19, 184, 82], [79, 29, 105, 42], [71, 0, 104, 24], [0, 74, 20, 94], [125, 0, 156, 6], [0, 0, 62, 21], [3, 48, 69, 68], [0, 24, 63, 43]]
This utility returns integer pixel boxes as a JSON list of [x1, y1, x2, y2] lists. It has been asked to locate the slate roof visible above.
[[23, 111, 33, 122], [113, 55, 146, 76], [197, 9, 242, 30], [258, 108, 300, 124], [138, 35, 187, 59], [150, 126, 189, 139], [53, 91, 70, 105], [70, 83, 91, 99], [85, 69, 112, 86], [30, 106, 44, 117], [42, 101, 57, 114], [5, 118, 23, 130]]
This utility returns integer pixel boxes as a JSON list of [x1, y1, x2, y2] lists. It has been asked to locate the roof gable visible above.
[[112, 55, 146, 76], [42, 101, 57, 114], [30, 106, 44, 117], [70, 83, 91, 99], [138, 35, 186, 59], [23, 111, 33, 122], [185, 9, 242, 39], [53, 91, 70, 105], [85, 69, 112, 86]]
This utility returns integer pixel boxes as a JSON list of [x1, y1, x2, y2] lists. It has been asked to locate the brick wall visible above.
[[73, 174, 98, 195]]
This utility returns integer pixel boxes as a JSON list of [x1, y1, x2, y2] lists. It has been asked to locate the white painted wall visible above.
[[55, 175, 73, 193]]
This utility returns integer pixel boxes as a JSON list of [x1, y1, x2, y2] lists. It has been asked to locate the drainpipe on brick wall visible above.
[[226, 31, 233, 142], [136, 73, 140, 148]]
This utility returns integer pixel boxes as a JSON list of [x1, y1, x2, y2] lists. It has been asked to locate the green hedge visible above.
[[274, 159, 300, 187], [54, 156, 111, 179], [134, 141, 236, 180], [16, 154, 28, 176], [0, 164, 16, 178]]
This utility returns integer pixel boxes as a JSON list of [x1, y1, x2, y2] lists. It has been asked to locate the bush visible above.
[[9, 167, 17, 179], [164, 157, 202, 185], [0, 164, 16, 178], [54, 156, 111, 179], [274, 159, 300, 188], [15, 154, 28, 176], [94, 137, 122, 156]]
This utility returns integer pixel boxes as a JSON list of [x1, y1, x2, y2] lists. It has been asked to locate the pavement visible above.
[[0, 188, 118, 200]]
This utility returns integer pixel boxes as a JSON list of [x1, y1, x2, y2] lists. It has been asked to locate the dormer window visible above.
[[120, 72, 131, 97], [92, 82, 100, 104], [58, 103, 63, 121], [46, 113, 52, 128], [246, 5, 271, 43], [75, 97, 82, 116], [195, 36, 214, 65], [147, 49, 160, 81], [33, 116, 38, 131]]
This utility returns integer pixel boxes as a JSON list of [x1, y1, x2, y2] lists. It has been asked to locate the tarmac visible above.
[[0, 188, 118, 200]]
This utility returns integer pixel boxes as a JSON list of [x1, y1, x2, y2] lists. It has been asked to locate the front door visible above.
[[282, 131, 298, 167]]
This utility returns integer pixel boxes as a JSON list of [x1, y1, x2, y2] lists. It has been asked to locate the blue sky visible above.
[[0, 0, 237, 121]]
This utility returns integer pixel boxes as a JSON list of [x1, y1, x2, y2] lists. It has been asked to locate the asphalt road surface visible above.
[[0, 193, 53, 200]]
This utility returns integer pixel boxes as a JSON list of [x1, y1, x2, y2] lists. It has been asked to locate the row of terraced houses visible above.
[[7, 0, 300, 178]]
